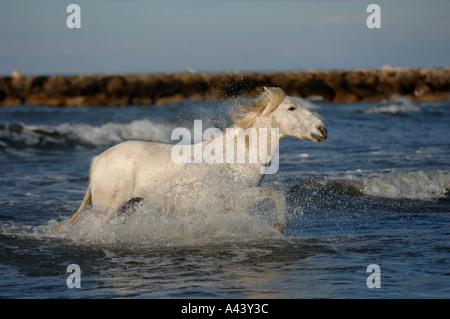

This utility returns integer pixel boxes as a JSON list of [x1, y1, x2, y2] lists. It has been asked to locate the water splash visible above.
[[1, 204, 285, 247]]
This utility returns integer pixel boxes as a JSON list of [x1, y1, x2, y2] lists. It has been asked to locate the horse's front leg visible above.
[[265, 187, 287, 232], [234, 186, 287, 232]]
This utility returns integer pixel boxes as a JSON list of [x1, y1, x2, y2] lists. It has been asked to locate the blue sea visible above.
[[0, 96, 449, 298]]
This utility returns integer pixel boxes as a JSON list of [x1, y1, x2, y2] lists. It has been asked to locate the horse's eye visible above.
[[288, 106, 296, 111]]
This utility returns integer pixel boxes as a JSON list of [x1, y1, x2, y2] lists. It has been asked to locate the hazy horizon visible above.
[[1, 0, 449, 76]]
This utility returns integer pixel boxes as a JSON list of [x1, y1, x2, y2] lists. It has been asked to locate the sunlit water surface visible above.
[[0, 98, 449, 298]]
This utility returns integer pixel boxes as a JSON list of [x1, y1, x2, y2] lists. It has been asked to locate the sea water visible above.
[[0, 97, 449, 298]]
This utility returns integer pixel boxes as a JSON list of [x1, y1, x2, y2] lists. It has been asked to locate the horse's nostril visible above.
[[318, 126, 327, 140]]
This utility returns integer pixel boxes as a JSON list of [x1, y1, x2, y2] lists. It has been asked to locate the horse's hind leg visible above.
[[233, 186, 287, 232]]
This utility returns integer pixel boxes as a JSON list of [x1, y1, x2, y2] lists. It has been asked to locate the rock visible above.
[[342, 69, 379, 101], [11, 70, 24, 79], [0, 68, 449, 106], [44, 76, 71, 96]]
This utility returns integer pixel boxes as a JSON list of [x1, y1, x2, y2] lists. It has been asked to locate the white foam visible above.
[[0, 120, 171, 148], [348, 170, 450, 201], [64, 120, 171, 146], [364, 96, 420, 114]]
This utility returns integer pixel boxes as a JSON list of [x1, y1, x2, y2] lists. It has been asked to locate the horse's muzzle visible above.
[[311, 125, 327, 142]]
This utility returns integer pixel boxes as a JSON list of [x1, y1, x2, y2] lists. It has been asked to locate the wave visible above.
[[0, 120, 172, 149], [353, 170, 450, 201], [322, 170, 450, 201], [363, 96, 420, 114]]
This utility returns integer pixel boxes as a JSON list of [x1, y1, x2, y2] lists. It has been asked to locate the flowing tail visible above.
[[54, 184, 92, 232]]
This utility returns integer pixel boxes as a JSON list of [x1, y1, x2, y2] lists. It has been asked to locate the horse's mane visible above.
[[231, 87, 286, 130]]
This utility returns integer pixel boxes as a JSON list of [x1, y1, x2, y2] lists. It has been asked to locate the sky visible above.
[[1, 0, 449, 75]]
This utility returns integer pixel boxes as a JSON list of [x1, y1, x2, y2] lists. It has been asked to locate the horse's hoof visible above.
[[273, 222, 286, 232], [119, 197, 144, 217]]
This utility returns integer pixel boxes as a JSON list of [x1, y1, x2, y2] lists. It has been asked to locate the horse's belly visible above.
[[129, 142, 185, 197], [133, 162, 184, 196]]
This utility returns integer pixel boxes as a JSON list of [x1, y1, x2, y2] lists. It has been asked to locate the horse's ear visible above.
[[261, 87, 276, 116], [261, 87, 285, 116], [261, 87, 272, 116]]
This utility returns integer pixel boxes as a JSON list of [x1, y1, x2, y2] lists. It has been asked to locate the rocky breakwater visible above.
[[0, 67, 449, 106]]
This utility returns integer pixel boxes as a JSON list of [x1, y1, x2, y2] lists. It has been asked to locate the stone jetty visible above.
[[0, 67, 449, 106]]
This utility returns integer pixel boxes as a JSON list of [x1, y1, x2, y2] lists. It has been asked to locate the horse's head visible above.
[[264, 87, 327, 143]]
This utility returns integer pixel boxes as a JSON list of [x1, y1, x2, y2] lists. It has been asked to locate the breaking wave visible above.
[[353, 170, 450, 201], [363, 96, 420, 114], [0, 120, 172, 149], [323, 170, 450, 201]]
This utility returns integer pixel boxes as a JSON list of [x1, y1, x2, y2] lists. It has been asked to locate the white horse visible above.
[[54, 87, 327, 232]]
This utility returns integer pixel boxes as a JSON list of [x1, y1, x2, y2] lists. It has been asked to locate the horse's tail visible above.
[[53, 184, 92, 232], [71, 184, 92, 223], [54, 157, 97, 232]]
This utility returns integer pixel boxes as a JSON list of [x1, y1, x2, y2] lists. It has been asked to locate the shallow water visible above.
[[0, 97, 449, 298]]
